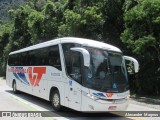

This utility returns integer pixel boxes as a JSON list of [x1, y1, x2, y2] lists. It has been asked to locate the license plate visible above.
[[108, 106, 117, 110]]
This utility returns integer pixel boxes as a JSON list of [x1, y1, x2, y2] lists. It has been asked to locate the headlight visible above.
[[87, 93, 99, 100], [127, 95, 130, 99]]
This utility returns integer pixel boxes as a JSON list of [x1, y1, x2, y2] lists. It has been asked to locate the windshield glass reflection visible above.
[[83, 47, 128, 92]]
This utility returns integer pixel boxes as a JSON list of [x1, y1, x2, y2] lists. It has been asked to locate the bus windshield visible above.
[[83, 47, 129, 93]]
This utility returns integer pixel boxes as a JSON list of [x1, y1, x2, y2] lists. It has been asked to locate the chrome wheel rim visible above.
[[53, 93, 59, 107]]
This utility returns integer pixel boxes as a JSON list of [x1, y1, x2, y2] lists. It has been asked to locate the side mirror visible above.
[[70, 47, 90, 67], [124, 56, 139, 73]]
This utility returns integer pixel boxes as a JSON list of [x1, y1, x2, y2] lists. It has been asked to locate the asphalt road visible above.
[[0, 79, 159, 120]]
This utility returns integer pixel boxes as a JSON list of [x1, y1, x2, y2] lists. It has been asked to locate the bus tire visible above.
[[13, 81, 18, 94], [51, 90, 61, 111]]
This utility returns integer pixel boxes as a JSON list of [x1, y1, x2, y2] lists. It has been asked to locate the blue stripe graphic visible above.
[[93, 93, 106, 97], [12, 67, 29, 85]]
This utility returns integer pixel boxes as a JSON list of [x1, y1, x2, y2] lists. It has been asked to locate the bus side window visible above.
[[39, 48, 48, 66], [28, 50, 36, 66], [48, 45, 62, 71], [8, 55, 14, 66]]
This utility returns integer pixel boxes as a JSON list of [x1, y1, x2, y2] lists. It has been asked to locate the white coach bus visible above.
[[6, 37, 139, 112]]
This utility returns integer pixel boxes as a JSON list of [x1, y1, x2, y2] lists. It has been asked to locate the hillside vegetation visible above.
[[0, 0, 27, 21], [0, 0, 160, 95]]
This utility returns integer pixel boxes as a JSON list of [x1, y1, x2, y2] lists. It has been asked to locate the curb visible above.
[[130, 97, 160, 104], [0, 77, 5, 80]]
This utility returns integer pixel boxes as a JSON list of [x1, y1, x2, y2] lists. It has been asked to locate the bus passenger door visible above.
[[67, 51, 82, 111], [68, 79, 82, 111]]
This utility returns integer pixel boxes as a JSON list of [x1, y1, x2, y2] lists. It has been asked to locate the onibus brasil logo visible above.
[[8, 67, 46, 86]]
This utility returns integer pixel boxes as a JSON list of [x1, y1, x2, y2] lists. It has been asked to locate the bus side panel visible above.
[[6, 66, 60, 101], [29, 66, 64, 102], [6, 65, 64, 102], [6, 59, 32, 93], [6, 65, 13, 88], [6, 65, 24, 91], [47, 66, 65, 106]]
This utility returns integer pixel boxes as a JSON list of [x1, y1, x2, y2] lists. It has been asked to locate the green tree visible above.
[[42, 1, 58, 41], [1, 3, 34, 73], [0, 22, 12, 75], [58, 1, 104, 40], [28, 10, 44, 43], [121, 0, 160, 95]]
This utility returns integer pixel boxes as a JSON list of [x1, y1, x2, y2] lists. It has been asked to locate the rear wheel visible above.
[[51, 90, 61, 111], [13, 81, 18, 94]]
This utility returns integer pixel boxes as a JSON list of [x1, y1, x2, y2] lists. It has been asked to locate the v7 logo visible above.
[[106, 93, 113, 98], [28, 67, 46, 86]]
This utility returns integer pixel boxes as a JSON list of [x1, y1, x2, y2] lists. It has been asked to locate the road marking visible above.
[[30, 104, 50, 111], [9, 95, 37, 111], [6, 92, 144, 120], [12, 95, 30, 105], [128, 117, 144, 120], [0, 80, 5, 84], [1, 80, 145, 120], [6, 92, 69, 119]]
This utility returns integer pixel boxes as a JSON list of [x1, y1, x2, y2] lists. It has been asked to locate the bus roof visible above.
[[9, 37, 121, 55]]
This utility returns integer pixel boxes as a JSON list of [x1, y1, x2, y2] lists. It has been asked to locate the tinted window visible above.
[[8, 55, 15, 66], [28, 50, 37, 66], [8, 45, 61, 70], [48, 45, 61, 70]]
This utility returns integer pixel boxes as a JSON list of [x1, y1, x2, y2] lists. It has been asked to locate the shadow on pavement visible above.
[[5, 90, 130, 119]]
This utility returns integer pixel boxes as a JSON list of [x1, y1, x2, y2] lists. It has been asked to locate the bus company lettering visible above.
[[28, 67, 46, 86], [8, 67, 46, 86], [8, 67, 28, 73]]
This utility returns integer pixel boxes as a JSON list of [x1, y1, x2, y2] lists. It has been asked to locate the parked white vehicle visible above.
[[6, 37, 139, 112]]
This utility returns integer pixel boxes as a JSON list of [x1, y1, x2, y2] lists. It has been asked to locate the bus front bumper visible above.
[[81, 95, 129, 112]]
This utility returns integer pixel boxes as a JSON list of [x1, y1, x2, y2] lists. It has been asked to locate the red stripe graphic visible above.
[[28, 67, 46, 86]]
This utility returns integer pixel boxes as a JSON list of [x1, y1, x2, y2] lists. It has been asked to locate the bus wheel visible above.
[[13, 81, 18, 94], [51, 90, 61, 111]]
